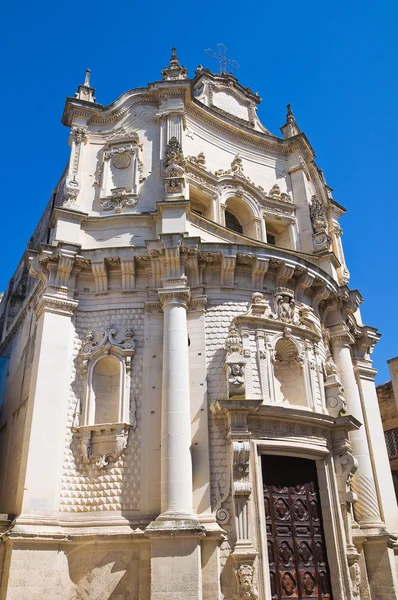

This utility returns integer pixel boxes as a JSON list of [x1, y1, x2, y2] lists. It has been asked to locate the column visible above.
[[146, 285, 204, 600], [354, 359, 398, 533], [157, 287, 196, 519], [329, 324, 384, 529]]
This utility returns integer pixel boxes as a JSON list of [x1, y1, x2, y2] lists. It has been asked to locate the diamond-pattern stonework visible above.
[[60, 309, 144, 512]]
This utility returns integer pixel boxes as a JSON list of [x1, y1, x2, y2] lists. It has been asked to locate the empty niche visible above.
[[92, 356, 121, 424], [274, 338, 306, 407]]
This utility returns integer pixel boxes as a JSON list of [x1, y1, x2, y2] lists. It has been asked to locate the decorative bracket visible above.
[[76, 423, 131, 468]]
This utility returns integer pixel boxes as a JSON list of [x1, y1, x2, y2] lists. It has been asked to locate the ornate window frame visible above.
[[97, 134, 143, 213], [73, 326, 136, 468]]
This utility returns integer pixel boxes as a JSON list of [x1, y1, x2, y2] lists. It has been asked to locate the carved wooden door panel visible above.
[[262, 455, 333, 599]]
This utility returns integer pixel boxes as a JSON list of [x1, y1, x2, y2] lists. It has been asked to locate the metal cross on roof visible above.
[[205, 43, 240, 75]]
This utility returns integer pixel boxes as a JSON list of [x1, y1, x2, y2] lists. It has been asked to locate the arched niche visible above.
[[264, 218, 295, 250], [73, 327, 136, 468], [273, 338, 307, 407], [91, 355, 122, 424], [225, 196, 258, 239], [189, 185, 214, 219]]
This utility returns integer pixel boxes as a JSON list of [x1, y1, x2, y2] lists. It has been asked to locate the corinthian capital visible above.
[[158, 287, 191, 309]]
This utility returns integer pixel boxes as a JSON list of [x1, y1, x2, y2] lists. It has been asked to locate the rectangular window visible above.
[[385, 428, 398, 460]]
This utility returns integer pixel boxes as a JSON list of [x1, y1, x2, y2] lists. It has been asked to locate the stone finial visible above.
[[161, 47, 188, 81], [74, 68, 96, 103], [84, 69, 91, 87], [280, 103, 300, 139]]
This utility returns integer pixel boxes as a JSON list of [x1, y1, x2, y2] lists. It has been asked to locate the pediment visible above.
[[193, 69, 270, 133]]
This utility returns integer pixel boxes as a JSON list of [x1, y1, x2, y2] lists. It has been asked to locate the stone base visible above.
[[150, 536, 202, 600]]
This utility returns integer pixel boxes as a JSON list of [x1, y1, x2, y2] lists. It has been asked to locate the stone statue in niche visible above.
[[276, 293, 295, 323], [225, 322, 246, 398]]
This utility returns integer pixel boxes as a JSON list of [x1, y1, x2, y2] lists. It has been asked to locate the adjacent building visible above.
[[0, 49, 397, 600], [377, 357, 398, 500]]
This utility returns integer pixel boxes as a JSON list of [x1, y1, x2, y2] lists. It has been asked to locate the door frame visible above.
[[252, 439, 352, 600]]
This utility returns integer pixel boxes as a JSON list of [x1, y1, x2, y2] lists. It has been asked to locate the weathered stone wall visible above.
[[3, 541, 151, 600], [377, 381, 398, 432], [0, 303, 37, 514]]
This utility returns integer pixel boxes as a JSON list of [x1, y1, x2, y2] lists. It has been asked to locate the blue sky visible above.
[[1, 0, 397, 382]]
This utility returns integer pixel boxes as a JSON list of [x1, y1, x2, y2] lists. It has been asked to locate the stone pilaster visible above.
[[16, 293, 78, 517]]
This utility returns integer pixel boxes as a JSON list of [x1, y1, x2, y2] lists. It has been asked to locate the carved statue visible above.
[[310, 195, 328, 233], [225, 322, 246, 398], [231, 154, 244, 175], [235, 564, 258, 600], [276, 294, 295, 323], [163, 137, 185, 194], [350, 562, 361, 598]]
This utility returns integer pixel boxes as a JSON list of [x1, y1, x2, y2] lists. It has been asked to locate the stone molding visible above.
[[36, 294, 78, 318]]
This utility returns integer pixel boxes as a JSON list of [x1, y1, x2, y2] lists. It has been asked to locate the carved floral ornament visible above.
[[185, 149, 294, 206], [73, 326, 136, 469], [164, 136, 186, 195]]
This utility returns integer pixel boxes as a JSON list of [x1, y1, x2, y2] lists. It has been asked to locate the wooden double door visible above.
[[262, 455, 333, 599]]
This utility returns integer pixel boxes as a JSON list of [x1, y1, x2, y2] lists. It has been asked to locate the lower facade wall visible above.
[[1, 541, 151, 600]]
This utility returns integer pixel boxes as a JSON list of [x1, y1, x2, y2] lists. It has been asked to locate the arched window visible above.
[[225, 210, 243, 234], [92, 356, 121, 424]]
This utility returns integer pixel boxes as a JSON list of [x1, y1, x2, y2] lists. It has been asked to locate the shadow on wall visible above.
[[65, 543, 150, 599]]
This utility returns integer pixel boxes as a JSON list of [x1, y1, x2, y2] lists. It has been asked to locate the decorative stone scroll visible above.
[[186, 152, 206, 167], [80, 326, 136, 375], [163, 136, 186, 195], [233, 441, 251, 496], [100, 187, 138, 213], [78, 423, 131, 468]]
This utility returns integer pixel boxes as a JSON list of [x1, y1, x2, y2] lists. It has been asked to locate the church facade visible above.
[[0, 50, 397, 600]]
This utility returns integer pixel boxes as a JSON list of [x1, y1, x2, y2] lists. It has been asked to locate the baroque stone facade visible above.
[[0, 50, 396, 600]]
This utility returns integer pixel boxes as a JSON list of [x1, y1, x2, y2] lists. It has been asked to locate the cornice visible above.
[[212, 399, 361, 431], [62, 89, 159, 127], [192, 69, 262, 105], [186, 101, 314, 161]]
